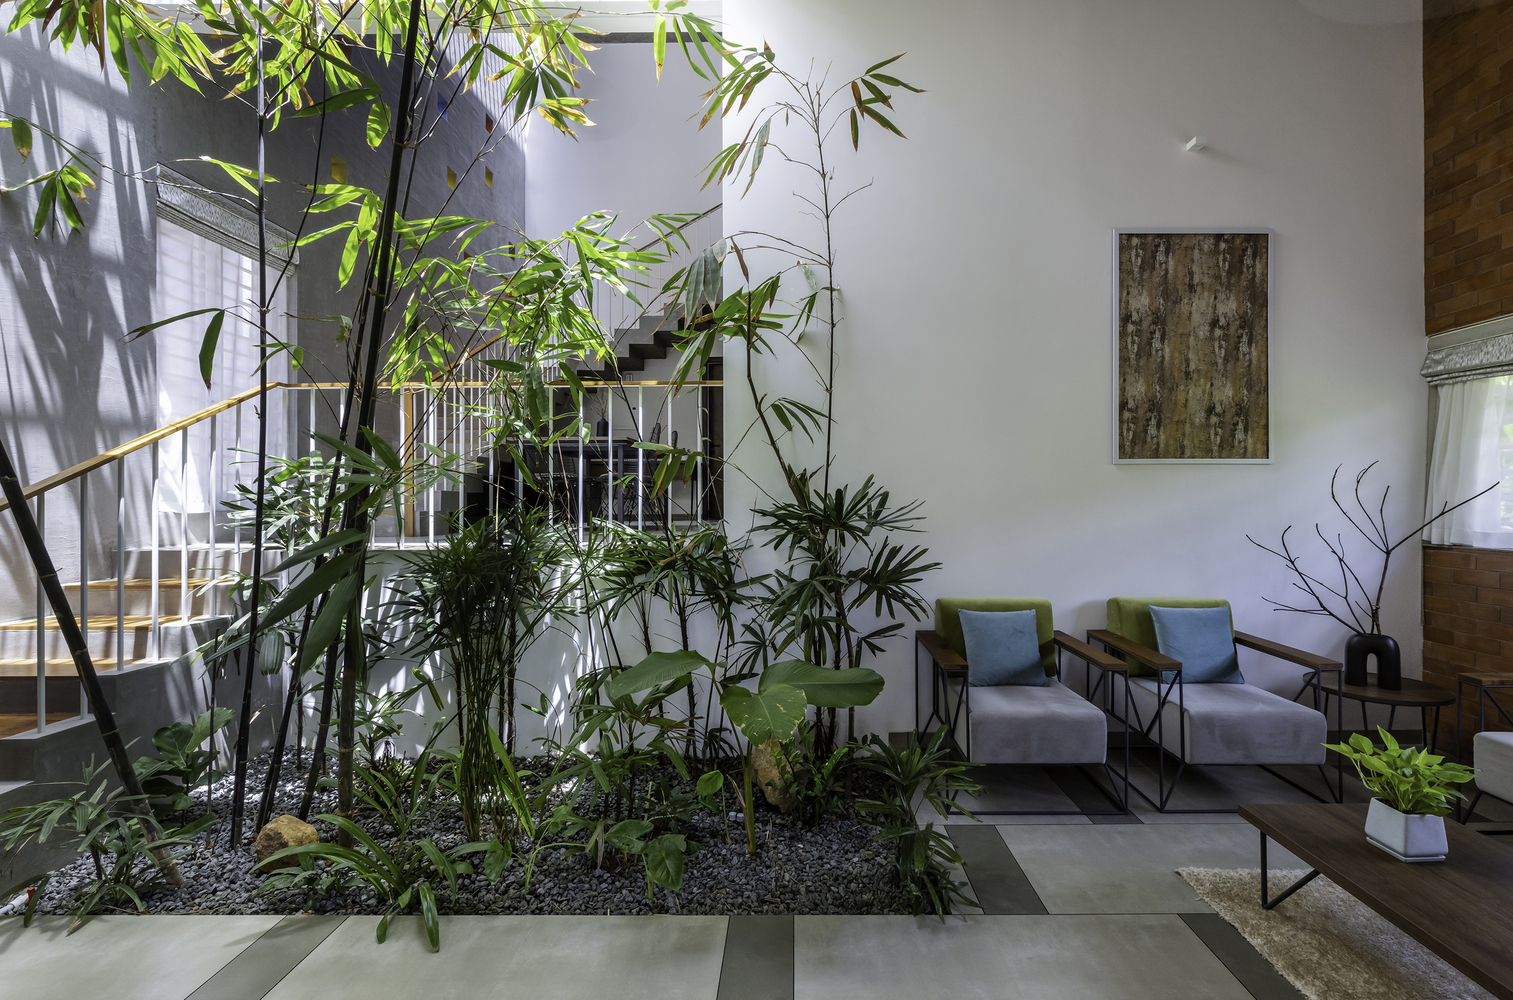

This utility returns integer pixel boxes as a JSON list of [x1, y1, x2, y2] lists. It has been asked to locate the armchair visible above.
[[916, 598, 1131, 815], [1088, 597, 1343, 812]]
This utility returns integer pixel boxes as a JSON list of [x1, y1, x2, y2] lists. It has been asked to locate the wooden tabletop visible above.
[[1310, 675, 1456, 707], [1239, 802, 1513, 999]]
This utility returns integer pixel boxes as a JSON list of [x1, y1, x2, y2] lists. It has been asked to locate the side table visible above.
[[1456, 671, 1513, 763], [1305, 675, 1455, 753]]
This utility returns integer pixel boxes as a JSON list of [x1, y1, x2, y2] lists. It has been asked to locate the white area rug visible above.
[[1178, 868, 1493, 1000]]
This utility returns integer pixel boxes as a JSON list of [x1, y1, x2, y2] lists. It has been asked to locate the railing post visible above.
[[79, 472, 89, 717], [607, 385, 614, 522], [35, 492, 45, 732], [577, 391, 585, 540], [116, 456, 125, 670], [180, 427, 190, 629], [210, 412, 218, 618], [150, 439, 160, 661], [636, 386, 644, 530]]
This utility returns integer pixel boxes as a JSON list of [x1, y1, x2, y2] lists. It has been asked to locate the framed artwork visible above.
[[1111, 228, 1272, 464]]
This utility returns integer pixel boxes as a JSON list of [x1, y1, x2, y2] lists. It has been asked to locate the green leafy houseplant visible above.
[[133, 707, 235, 817], [1325, 728, 1473, 816], [0, 760, 213, 931], [857, 729, 980, 917]]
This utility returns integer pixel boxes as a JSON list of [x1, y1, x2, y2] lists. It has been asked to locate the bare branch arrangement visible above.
[[1248, 462, 1496, 635]]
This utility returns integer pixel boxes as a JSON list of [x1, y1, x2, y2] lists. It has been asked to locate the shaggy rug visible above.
[[1178, 868, 1494, 1000]]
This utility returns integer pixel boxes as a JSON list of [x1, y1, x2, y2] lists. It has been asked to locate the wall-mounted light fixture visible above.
[[1185, 136, 1207, 152]]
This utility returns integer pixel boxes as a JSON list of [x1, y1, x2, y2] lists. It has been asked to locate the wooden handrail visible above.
[[0, 377, 726, 512]]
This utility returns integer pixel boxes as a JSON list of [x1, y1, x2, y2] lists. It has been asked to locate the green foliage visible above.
[[259, 748, 500, 950], [1325, 727, 1474, 816], [133, 707, 235, 815], [0, 760, 211, 931], [857, 730, 979, 917]]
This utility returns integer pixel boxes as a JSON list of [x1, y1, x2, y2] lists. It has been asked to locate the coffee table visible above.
[[1240, 802, 1513, 1000]]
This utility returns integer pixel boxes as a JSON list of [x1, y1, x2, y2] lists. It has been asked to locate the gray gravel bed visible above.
[[12, 752, 913, 917]]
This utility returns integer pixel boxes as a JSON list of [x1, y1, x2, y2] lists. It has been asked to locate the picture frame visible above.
[[1110, 227, 1273, 465]]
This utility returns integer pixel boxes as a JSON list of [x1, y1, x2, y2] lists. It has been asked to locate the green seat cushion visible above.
[[936, 598, 1056, 678], [1105, 597, 1231, 676]]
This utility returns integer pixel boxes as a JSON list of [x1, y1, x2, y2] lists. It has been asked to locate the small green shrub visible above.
[[1325, 727, 1473, 816], [857, 729, 979, 917], [0, 760, 212, 931], [133, 706, 234, 816]]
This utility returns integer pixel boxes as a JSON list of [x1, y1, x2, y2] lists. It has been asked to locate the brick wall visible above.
[[1422, 545, 1513, 757], [1425, 1, 1513, 334]]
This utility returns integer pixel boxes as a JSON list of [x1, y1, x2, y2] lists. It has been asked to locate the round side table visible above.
[[1312, 676, 1455, 752]]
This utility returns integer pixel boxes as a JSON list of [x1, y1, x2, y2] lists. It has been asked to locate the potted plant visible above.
[[1325, 727, 1474, 861]]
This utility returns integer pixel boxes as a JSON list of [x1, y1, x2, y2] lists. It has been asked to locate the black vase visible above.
[[1345, 632, 1401, 690]]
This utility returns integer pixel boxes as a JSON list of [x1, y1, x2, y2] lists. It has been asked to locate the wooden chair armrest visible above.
[[916, 629, 966, 673], [1053, 631, 1125, 671], [1233, 631, 1342, 671], [1086, 629, 1181, 673]]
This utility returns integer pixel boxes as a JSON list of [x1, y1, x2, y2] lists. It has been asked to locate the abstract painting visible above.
[[1113, 230, 1270, 463]]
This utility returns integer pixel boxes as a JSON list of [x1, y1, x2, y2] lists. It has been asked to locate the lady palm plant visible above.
[[391, 508, 580, 839]]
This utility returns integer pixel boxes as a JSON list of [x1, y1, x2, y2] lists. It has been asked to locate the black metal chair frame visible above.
[[1086, 632, 1344, 814], [915, 634, 1132, 817], [1456, 675, 1513, 829]]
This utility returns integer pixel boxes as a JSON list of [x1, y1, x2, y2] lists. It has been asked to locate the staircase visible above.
[[575, 309, 690, 382]]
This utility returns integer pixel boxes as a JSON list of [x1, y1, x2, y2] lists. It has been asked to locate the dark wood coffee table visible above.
[[1240, 802, 1513, 999]]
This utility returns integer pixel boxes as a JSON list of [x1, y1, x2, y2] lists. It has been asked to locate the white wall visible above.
[[526, 41, 720, 243], [722, 0, 1428, 735]]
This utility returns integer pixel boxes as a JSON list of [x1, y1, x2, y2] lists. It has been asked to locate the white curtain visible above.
[[1425, 377, 1511, 547], [154, 218, 289, 518]]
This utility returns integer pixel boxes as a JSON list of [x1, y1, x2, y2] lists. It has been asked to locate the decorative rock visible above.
[[254, 814, 318, 869], [751, 740, 793, 813]]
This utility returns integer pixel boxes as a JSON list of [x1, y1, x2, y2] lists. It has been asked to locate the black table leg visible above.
[[1259, 831, 1321, 910]]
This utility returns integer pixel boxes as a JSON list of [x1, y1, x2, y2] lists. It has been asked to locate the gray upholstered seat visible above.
[[1113, 678, 1326, 766], [1474, 731, 1513, 805], [969, 679, 1108, 765]]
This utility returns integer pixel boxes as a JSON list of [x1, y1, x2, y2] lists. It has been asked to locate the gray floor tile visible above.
[[0, 915, 278, 1000], [263, 915, 727, 1000], [997, 823, 1305, 914], [793, 914, 1254, 1000], [948, 824, 1046, 915], [1180, 913, 1302, 1000], [187, 915, 346, 1000], [952, 764, 1082, 815], [718, 915, 792, 1000]]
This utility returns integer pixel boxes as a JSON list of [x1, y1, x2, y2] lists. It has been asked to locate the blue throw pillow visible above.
[[959, 609, 1047, 687], [1149, 605, 1243, 684]]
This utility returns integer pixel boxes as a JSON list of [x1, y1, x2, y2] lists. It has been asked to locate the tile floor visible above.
[[10, 759, 1509, 1000], [0, 761, 1373, 1000]]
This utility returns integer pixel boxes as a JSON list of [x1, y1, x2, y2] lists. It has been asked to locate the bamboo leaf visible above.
[[366, 101, 391, 148], [9, 118, 31, 161], [197, 310, 225, 388]]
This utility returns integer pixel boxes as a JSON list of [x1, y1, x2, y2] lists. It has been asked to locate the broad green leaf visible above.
[[721, 683, 807, 744], [644, 834, 687, 890], [605, 649, 710, 700], [10, 118, 31, 161], [759, 660, 884, 709], [197, 310, 225, 388], [367, 100, 391, 148], [271, 529, 367, 574]]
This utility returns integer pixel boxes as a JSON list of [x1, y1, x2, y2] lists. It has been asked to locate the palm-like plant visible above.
[[391, 508, 580, 839]]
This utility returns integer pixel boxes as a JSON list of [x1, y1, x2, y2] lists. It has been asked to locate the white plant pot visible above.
[[1364, 798, 1448, 861]]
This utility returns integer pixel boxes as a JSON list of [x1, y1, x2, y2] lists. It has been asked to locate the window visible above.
[[153, 217, 290, 519], [1425, 375, 1513, 548]]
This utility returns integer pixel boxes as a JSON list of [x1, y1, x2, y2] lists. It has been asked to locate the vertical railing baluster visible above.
[[547, 390, 555, 526], [150, 439, 160, 661], [210, 412, 218, 618], [180, 427, 190, 628], [116, 457, 125, 670], [607, 384, 614, 523], [636, 386, 644, 530], [577, 392, 585, 540], [79, 472, 88, 717], [428, 390, 437, 546], [35, 493, 45, 732]]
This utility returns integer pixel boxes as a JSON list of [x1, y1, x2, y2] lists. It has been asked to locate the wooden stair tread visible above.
[[0, 659, 138, 676], [63, 577, 225, 590], [0, 713, 74, 738], [0, 615, 196, 631]]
